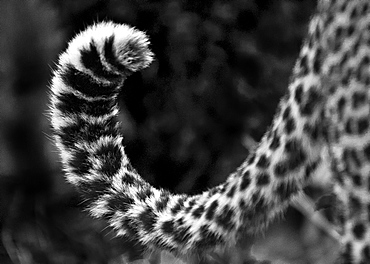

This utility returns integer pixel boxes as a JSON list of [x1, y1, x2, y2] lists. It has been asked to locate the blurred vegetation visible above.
[[0, 0, 337, 263]]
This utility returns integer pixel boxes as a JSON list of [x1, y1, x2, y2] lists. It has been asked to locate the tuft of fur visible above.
[[59, 21, 153, 74]]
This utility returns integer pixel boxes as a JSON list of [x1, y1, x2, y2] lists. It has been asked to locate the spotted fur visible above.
[[49, 1, 370, 262]]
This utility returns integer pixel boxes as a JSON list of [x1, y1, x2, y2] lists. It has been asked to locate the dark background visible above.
[[0, 0, 336, 263]]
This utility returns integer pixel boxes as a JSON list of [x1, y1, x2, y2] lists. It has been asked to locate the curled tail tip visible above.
[[108, 22, 154, 72], [91, 21, 154, 72], [65, 21, 154, 74]]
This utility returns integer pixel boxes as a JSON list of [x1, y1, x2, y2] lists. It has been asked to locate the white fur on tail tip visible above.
[[58, 21, 154, 74]]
